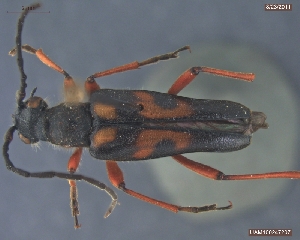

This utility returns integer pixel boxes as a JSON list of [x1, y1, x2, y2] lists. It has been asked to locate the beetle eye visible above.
[[26, 96, 48, 110], [18, 133, 31, 144]]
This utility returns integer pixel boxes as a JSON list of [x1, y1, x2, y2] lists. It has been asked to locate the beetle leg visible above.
[[172, 154, 300, 180], [9, 44, 83, 102], [9, 44, 71, 78], [67, 147, 83, 229], [168, 67, 255, 95], [84, 46, 190, 96], [106, 160, 232, 213], [63, 76, 84, 102], [67, 148, 83, 173], [68, 180, 81, 228], [86, 46, 190, 81], [84, 77, 100, 96]]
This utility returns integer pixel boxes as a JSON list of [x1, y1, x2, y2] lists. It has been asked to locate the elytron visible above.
[[4, 3, 300, 229]]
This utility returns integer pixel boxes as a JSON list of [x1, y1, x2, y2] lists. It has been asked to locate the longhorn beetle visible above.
[[4, 3, 300, 229]]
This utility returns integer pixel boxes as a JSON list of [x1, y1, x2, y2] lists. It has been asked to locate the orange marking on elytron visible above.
[[133, 130, 191, 159], [133, 91, 193, 119], [94, 103, 117, 120], [92, 127, 117, 148]]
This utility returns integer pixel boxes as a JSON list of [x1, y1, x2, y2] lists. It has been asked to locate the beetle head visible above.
[[14, 95, 48, 144]]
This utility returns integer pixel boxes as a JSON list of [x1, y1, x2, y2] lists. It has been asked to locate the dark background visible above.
[[1, 1, 299, 239]]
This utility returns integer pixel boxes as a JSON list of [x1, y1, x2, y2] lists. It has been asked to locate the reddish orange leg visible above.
[[9, 44, 70, 77], [9, 44, 82, 102], [84, 78, 100, 96], [168, 67, 255, 95], [86, 46, 190, 81], [172, 154, 300, 180], [83, 46, 190, 96], [67, 147, 83, 229], [106, 160, 231, 214], [10, 45, 191, 97]]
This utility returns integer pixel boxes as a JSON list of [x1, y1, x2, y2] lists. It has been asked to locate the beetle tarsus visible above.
[[104, 199, 118, 218], [69, 181, 80, 228], [74, 216, 81, 229], [178, 201, 232, 213], [216, 201, 233, 210]]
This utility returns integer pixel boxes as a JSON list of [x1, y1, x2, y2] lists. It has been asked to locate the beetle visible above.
[[4, 3, 300, 229]]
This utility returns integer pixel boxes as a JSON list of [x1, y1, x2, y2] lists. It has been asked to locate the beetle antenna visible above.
[[2, 126, 118, 217], [14, 3, 41, 108], [4, 3, 117, 224], [30, 87, 38, 98]]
